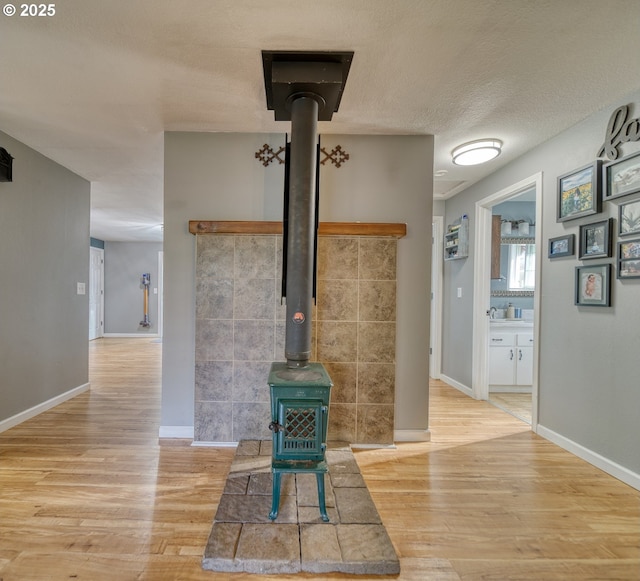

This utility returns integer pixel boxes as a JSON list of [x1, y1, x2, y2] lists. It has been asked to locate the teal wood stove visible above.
[[268, 362, 333, 521]]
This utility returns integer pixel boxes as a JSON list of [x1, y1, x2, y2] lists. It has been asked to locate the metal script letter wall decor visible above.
[[597, 104, 640, 160], [255, 144, 350, 168]]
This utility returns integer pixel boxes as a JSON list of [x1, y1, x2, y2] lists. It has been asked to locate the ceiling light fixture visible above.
[[452, 139, 502, 166]]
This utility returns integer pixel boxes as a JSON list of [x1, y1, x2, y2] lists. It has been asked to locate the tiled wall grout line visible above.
[[194, 233, 397, 445]]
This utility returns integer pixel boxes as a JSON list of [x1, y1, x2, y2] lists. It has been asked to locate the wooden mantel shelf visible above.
[[189, 220, 407, 238]]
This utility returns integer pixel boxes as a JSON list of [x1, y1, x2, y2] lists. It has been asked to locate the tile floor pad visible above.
[[202, 440, 400, 575]]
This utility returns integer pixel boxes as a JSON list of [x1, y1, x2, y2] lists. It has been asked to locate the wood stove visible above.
[[267, 362, 332, 521]]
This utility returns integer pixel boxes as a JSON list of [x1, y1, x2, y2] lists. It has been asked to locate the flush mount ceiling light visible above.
[[452, 139, 502, 166]]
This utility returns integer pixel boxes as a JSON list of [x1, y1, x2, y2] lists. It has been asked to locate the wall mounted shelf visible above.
[[444, 215, 469, 261], [189, 220, 406, 238]]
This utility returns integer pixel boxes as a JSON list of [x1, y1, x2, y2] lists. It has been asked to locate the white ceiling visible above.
[[2, 0, 640, 241]]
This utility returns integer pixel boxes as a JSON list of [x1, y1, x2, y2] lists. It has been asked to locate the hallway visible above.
[[0, 338, 637, 580]]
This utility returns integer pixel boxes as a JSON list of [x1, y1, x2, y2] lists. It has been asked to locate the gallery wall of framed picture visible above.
[[552, 150, 640, 307]]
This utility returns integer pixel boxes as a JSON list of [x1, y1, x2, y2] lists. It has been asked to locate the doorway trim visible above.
[[471, 172, 543, 430], [430, 217, 444, 379], [157, 250, 164, 338], [89, 246, 104, 341]]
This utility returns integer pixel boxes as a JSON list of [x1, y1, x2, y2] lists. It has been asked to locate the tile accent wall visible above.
[[194, 234, 397, 445]]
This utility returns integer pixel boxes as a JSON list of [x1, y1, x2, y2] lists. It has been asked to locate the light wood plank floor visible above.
[[489, 392, 532, 424], [0, 338, 638, 580]]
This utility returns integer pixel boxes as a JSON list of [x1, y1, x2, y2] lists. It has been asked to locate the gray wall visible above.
[[492, 200, 536, 228], [104, 241, 163, 334], [163, 132, 433, 435], [0, 131, 90, 423], [442, 92, 640, 476]]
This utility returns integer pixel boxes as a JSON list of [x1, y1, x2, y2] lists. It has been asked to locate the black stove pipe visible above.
[[285, 95, 319, 368]]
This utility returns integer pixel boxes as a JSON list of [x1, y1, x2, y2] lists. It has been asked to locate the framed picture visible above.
[[618, 238, 640, 277], [548, 234, 575, 258], [557, 161, 602, 222], [578, 218, 613, 260], [618, 238, 640, 259], [618, 259, 640, 279], [603, 150, 640, 200], [575, 263, 611, 307], [618, 198, 640, 237]]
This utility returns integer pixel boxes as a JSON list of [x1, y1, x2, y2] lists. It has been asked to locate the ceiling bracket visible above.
[[261, 50, 354, 121]]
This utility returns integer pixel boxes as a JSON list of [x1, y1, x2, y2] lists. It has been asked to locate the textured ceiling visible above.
[[2, 0, 640, 241]]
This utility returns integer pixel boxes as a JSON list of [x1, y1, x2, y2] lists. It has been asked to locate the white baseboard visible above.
[[489, 386, 532, 394], [537, 424, 640, 491], [440, 374, 474, 398], [0, 382, 90, 434], [103, 333, 160, 338], [351, 443, 397, 449], [191, 441, 238, 447], [394, 429, 431, 442]]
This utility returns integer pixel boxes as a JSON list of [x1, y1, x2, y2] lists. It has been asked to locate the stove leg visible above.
[[316, 472, 329, 522], [269, 471, 282, 520]]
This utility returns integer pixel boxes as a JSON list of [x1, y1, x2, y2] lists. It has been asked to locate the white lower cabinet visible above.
[[489, 330, 533, 388], [515, 339, 533, 386]]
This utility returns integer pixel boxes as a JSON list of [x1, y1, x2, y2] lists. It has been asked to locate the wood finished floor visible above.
[[488, 393, 532, 424], [0, 338, 638, 580]]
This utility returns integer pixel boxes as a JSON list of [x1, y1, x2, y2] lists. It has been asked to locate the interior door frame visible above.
[[471, 172, 543, 430], [89, 246, 104, 340], [157, 250, 164, 338], [430, 217, 444, 379]]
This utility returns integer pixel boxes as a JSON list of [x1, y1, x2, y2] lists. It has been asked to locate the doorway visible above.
[[471, 173, 542, 430], [89, 246, 104, 340]]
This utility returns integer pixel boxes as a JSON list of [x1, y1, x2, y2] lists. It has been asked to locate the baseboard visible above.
[[0, 382, 90, 434], [537, 424, 640, 491], [191, 441, 238, 448], [393, 429, 431, 442], [158, 425, 194, 439], [103, 333, 160, 338], [489, 386, 532, 393], [440, 374, 474, 398], [351, 443, 398, 449]]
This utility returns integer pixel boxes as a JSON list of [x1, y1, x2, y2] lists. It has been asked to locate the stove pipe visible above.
[[261, 51, 353, 369], [284, 96, 319, 368]]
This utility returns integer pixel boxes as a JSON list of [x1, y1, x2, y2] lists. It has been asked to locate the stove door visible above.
[[273, 398, 326, 461]]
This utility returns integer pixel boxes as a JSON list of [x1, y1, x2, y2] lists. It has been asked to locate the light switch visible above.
[[457, 287, 462, 298], [77, 282, 86, 295], [153, 287, 158, 294]]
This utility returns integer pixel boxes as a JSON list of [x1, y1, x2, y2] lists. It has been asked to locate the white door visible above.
[[89, 247, 104, 340]]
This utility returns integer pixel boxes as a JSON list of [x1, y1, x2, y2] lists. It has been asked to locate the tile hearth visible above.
[[202, 440, 400, 575]]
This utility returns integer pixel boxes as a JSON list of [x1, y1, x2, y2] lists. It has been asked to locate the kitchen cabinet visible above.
[[489, 328, 533, 389]]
